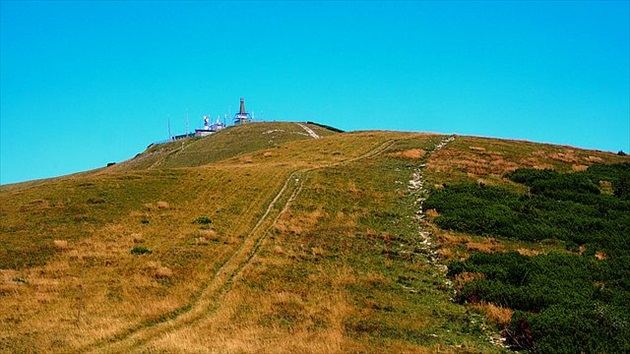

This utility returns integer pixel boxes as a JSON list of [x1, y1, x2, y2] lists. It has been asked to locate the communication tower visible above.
[[233, 98, 252, 125]]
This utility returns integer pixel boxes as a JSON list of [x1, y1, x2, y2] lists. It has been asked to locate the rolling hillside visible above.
[[1, 122, 628, 353]]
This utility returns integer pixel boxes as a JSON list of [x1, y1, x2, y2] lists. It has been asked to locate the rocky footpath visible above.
[[406, 134, 509, 349], [407, 135, 455, 275]]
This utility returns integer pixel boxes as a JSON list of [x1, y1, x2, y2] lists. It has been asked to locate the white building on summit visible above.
[[161, 98, 246, 143], [195, 115, 226, 137]]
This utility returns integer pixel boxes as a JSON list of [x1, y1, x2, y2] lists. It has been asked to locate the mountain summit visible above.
[[1, 122, 628, 353]]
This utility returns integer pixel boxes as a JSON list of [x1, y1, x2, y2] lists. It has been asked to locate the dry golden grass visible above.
[[428, 148, 521, 179], [530, 162, 555, 170], [274, 209, 326, 235], [388, 149, 427, 159], [438, 248, 454, 260], [438, 233, 472, 246], [81, 133, 502, 353], [435, 228, 559, 261], [198, 228, 219, 239], [51, 130, 441, 353], [548, 150, 577, 163], [144, 289, 363, 353], [425, 135, 629, 186], [347, 181, 360, 194], [466, 240, 503, 253], [156, 201, 170, 209], [516, 248, 541, 256], [585, 155, 604, 163], [470, 302, 513, 328], [454, 272, 486, 291], [572, 164, 589, 172], [0, 163, 300, 352], [131, 232, 144, 244], [53, 240, 69, 249], [145, 261, 174, 279], [133, 231, 370, 352], [143, 254, 438, 354], [595, 251, 608, 260], [425, 208, 439, 219]]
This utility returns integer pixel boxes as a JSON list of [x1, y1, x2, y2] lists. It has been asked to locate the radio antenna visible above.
[[167, 114, 172, 139], [185, 109, 190, 135]]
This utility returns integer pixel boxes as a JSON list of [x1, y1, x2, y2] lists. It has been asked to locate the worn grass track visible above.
[[85, 140, 395, 353], [134, 135, 506, 353], [0, 125, 401, 353]]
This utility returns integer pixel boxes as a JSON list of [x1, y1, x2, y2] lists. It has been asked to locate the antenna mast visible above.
[[167, 114, 172, 139], [185, 109, 190, 135]]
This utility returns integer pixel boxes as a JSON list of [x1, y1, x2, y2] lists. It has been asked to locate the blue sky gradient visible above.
[[1, 1, 629, 184]]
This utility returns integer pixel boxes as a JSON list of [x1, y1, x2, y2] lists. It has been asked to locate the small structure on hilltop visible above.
[[233, 98, 252, 125], [171, 132, 195, 141], [153, 98, 249, 146], [195, 115, 226, 137]]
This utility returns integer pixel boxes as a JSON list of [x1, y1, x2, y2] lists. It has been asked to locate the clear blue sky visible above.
[[1, 1, 629, 184]]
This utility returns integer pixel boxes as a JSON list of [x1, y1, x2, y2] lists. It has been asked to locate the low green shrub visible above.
[[425, 163, 630, 248], [192, 216, 212, 225], [429, 163, 630, 352], [131, 246, 152, 255], [508, 305, 630, 353]]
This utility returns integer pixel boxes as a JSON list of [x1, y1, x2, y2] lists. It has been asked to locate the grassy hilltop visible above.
[[1, 122, 628, 353]]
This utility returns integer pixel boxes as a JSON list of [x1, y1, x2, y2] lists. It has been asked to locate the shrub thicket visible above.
[[426, 163, 630, 352]]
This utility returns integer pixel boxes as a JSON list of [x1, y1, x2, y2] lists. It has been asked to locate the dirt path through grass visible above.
[[85, 140, 395, 353], [296, 123, 320, 139], [407, 135, 455, 276]]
